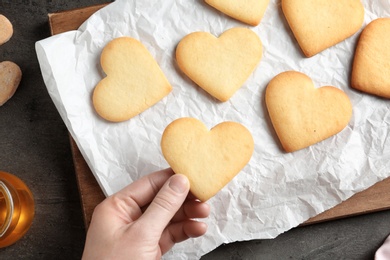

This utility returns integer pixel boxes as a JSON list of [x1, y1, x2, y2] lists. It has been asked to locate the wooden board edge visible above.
[[69, 136, 106, 229], [48, 3, 109, 35], [304, 177, 390, 225]]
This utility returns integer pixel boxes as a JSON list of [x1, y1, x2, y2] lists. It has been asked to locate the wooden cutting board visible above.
[[48, 3, 390, 229]]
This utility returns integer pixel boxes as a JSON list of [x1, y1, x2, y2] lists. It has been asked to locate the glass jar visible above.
[[0, 171, 34, 248]]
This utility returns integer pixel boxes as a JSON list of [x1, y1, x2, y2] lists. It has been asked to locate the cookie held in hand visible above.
[[265, 71, 352, 152], [0, 61, 22, 106], [176, 27, 262, 102], [161, 117, 254, 201], [351, 18, 390, 98], [281, 0, 364, 57], [0, 15, 13, 45], [205, 0, 270, 26], [93, 37, 172, 122]]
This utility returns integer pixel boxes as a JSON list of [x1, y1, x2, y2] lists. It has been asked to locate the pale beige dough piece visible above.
[[0, 15, 13, 45], [205, 0, 270, 26], [161, 117, 254, 201], [351, 18, 390, 98], [176, 27, 262, 102], [281, 0, 364, 57], [0, 61, 22, 106], [93, 37, 172, 122], [265, 71, 352, 152]]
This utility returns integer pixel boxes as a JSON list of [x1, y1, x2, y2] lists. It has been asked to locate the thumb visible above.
[[139, 174, 190, 236]]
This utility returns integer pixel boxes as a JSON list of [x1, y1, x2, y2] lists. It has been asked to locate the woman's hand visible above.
[[82, 168, 210, 259]]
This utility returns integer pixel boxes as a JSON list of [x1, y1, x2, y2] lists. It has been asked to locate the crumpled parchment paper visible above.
[[35, 0, 390, 259]]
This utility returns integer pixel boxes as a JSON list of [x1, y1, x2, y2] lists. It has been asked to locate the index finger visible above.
[[115, 168, 174, 208]]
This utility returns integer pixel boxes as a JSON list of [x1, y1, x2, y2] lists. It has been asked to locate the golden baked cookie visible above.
[[265, 71, 352, 152], [281, 0, 364, 57], [161, 117, 254, 201], [0, 61, 22, 106], [93, 37, 172, 122], [205, 0, 270, 26], [351, 18, 390, 98], [0, 15, 13, 45], [176, 27, 262, 102]]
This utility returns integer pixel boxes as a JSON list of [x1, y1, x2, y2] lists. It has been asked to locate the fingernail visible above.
[[169, 174, 189, 193]]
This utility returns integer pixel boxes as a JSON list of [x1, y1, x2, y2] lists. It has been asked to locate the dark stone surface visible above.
[[0, 1, 389, 259], [0, 1, 108, 259]]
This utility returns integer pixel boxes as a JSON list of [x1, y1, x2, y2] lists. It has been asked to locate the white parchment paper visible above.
[[36, 0, 390, 259]]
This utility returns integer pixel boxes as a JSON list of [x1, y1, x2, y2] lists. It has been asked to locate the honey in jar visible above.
[[0, 171, 34, 248]]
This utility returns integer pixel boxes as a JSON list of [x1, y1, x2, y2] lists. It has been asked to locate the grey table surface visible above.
[[0, 1, 389, 259]]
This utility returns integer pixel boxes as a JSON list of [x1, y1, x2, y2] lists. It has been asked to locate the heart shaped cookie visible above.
[[93, 37, 172, 122], [265, 71, 352, 152], [281, 0, 364, 57], [176, 27, 262, 102], [205, 0, 270, 26], [0, 61, 22, 106], [0, 15, 13, 45], [351, 18, 390, 98], [161, 117, 254, 201]]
